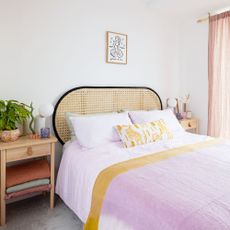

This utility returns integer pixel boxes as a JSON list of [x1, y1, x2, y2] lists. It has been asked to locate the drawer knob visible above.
[[27, 147, 33, 156], [188, 122, 191, 127]]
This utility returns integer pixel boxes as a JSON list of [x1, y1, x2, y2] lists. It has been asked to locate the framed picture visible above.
[[106, 31, 127, 64]]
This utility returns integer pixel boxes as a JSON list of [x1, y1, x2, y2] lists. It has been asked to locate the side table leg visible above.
[[50, 143, 55, 209], [0, 150, 6, 226]]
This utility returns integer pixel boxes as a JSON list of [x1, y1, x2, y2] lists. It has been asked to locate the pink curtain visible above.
[[208, 11, 230, 138]]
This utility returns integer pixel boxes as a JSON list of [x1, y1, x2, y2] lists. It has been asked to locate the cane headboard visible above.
[[53, 86, 162, 144]]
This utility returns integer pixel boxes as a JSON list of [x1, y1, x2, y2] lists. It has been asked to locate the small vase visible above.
[[34, 116, 46, 134], [183, 103, 187, 112], [0, 129, 20, 142]]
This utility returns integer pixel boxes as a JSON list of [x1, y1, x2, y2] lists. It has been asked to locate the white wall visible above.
[[177, 20, 209, 134], [0, 0, 182, 164], [0, 0, 181, 106]]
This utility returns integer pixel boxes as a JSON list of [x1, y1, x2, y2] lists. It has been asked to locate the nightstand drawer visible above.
[[6, 144, 50, 163], [180, 119, 197, 130]]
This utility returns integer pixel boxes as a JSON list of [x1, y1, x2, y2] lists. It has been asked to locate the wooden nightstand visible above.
[[0, 136, 57, 226], [180, 118, 199, 134]]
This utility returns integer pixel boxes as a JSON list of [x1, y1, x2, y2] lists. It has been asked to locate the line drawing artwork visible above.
[[106, 32, 127, 64], [109, 36, 124, 60]]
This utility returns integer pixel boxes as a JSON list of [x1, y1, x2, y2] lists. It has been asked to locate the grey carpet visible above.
[[0, 195, 83, 230]]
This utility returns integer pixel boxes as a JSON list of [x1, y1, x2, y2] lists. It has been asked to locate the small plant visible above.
[[0, 100, 35, 133]]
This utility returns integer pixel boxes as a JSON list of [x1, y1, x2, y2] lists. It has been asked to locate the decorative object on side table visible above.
[[41, 128, 50, 138], [106, 31, 128, 64], [176, 94, 190, 119], [35, 104, 54, 137], [179, 94, 190, 112], [176, 112, 183, 120], [166, 98, 179, 114], [27, 103, 40, 139], [166, 98, 183, 120], [0, 100, 34, 142], [186, 111, 192, 119]]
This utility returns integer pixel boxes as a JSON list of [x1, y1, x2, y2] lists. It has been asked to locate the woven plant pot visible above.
[[0, 129, 20, 142]]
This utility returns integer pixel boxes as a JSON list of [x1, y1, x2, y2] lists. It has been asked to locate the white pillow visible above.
[[70, 113, 132, 148], [129, 109, 184, 133], [66, 112, 117, 141]]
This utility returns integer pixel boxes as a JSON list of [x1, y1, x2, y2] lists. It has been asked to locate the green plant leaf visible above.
[[0, 100, 33, 131]]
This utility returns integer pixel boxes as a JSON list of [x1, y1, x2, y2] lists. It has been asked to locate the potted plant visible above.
[[0, 100, 35, 142]]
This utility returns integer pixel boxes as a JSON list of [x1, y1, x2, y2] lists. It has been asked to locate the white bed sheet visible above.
[[56, 131, 209, 223]]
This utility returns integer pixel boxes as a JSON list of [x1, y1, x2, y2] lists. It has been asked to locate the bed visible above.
[[53, 86, 230, 230]]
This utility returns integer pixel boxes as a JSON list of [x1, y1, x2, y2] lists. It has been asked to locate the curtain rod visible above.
[[197, 6, 230, 23]]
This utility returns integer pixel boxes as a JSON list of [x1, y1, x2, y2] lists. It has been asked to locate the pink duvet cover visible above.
[[56, 133, 230, 230]]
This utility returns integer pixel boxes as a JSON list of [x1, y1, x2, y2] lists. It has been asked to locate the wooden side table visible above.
[[0, 136, 57, 226], [180, 118, 199, 134]]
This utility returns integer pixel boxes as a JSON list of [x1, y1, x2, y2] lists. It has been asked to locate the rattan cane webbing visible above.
[[53, 87, 162, 144]]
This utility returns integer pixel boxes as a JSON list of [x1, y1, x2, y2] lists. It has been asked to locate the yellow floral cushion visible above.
[[115, 119, 173, 148]]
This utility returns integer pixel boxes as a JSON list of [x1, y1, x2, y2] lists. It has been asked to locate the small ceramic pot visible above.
[[28, 133, 40, 139], [181, 112, 187, 119], [0, 129, 20, 142]]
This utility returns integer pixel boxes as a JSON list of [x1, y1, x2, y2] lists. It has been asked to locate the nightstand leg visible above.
[[50, 143, 55, 209], [0, 150, 6, 226]]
